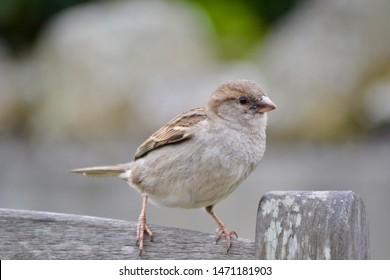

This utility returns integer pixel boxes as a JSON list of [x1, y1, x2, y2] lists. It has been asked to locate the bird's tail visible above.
[[69, 163, 131, 179]]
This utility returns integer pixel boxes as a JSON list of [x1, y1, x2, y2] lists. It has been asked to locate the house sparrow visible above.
[[70, 79, 276, 255]]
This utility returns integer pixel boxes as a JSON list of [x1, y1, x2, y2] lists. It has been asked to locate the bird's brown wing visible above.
[[134, 107, 208, 160]]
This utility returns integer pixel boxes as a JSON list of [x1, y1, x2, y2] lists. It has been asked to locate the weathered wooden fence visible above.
[[0, 191, 369, 259]]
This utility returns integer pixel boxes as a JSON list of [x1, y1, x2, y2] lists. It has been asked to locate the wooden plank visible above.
[[0, 208, 254, 260], [255, 191, 369, 259]]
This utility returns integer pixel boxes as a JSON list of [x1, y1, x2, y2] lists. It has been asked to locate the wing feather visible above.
[[134, 107, 207, 160]]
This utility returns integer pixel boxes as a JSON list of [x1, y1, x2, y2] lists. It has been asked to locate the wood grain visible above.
[[0, 208, 254, 260]]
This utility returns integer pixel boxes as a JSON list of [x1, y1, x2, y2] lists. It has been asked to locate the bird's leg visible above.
[[205, 205, 238, 253], [136, 195, 153, 255]]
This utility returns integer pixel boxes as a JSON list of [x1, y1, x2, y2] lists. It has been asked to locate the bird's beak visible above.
[[257, 96, 276, 113]]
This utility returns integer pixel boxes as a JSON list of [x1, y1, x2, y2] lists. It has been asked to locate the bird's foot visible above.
[[215, 225, 238, 253], [136, 216, 153, 255]]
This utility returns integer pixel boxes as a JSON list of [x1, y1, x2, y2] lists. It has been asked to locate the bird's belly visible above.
[[140, 159, 253, 209], [130, 138, 261, 209], [146, 178, 240, 209]]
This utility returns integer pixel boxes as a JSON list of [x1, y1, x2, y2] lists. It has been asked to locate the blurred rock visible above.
[[258, 0, 390, 139], [28, 0, 220, 141], [0, 42, 27, 137]]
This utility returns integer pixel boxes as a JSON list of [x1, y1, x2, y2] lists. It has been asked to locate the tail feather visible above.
[[69, 163, 131, 178]]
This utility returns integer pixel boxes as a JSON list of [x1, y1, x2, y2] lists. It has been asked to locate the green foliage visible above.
[[185, 0, 302, 59]]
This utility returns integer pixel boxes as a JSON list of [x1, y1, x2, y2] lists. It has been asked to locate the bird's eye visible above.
[[238, 96, 248, 105]]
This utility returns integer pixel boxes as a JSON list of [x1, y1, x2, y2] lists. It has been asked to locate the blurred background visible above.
[[0, 0, 389, 258]]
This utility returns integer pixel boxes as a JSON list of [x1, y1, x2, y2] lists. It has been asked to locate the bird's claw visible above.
[[136, 219, 153, 255], [215, 226, 238, 252]]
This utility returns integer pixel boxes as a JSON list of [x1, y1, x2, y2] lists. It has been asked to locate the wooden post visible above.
[[255, 191, 369, 259]]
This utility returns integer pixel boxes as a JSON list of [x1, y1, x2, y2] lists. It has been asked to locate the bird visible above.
[[70, 79, 276, 255]]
